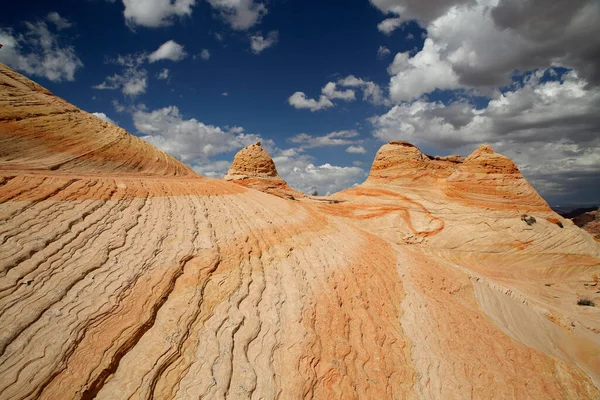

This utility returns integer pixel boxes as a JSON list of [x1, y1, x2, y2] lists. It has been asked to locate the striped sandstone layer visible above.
[[1, 63, 600, 399]]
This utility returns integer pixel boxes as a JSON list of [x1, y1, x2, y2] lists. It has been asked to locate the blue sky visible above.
[[1, 0, 599, 205]]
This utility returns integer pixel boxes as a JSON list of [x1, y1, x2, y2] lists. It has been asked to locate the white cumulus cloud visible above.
[[157, 68, 170, 80], [377, 45, 391, 58], [288, 92, 334, 112], [346, 145, 367, 154], [382, 0, 600, 101], [148, 40, 187, 62], [91, 112, 116, 125], [388, 38, 459, 102], [0, 17, 82, 82], [321, 82, 356, 101], [289, 130, 359, 148], [122, 0, 196, 28], [337, 75, 390, 106], [272, 150, 366, 195], [134, 105, 268, 163], [250, 31, 279, 54], [377, 17, 402, 35], [207, 0, 267, 30], [46, 12, 72, 30], [93, 53, 148, 96]]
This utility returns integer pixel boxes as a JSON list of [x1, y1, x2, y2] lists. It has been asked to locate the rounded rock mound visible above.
[[223, 142, 279, 179], [224, 142, 303, 199], [368, 140, 457, 183]]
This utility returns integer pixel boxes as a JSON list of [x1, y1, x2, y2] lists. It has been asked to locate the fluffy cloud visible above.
[[321, 82, 355, 101], [383, 0, 600, 102], [370, 0, 475, 25], [289, 77, 388, 111], [122, 0, 196, 28], [272, 150, 366, 195], [148, 40, 187, 62], [249, 31, 279, 54], [377, 45, 391, 58], [207, 0, 267, 30], [289, 130, 359, 148], [131, 107, 366, 195], [157, 68, 170, 80], [91, 112, 116, 125], [288, 92, 334, 112], [198, 49, 210, 60], [338, 75, 390, 106], [0, 16, 82, 82], [46, 12, 72, 30], [93, 53, 148, 96], [346, 145, 367, 154], [388, 38, 459, 101], [370, 70, 600, 202], [134, 105, 267, 163], [377, 17, 402, 35], [191, 160, 232, 177]]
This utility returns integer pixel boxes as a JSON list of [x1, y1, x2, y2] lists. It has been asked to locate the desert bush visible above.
[[521, 214, 537, 226], [556, 221, 563, 228], [577, 298, 595, 307]]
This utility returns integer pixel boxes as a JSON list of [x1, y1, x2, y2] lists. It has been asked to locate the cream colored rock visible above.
[[224, 142, 303, 199], [1, 63, 600, 399]]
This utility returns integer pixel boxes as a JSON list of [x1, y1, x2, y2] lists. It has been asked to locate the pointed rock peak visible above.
[[446, 144, 549, 211], [475, 144, 494, 154], [463, 144, 519, 174], [224, 142, 279, 179]]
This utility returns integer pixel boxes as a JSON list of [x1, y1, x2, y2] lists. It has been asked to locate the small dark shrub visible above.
[[556, 221, 563, 228], [577, 298, 595, 307], [521, 214, 536, 226], [312, 190, 318, 196]]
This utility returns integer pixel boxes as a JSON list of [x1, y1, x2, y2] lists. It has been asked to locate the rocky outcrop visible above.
[[571, 208, 600, 238], [445, 144, 550, 211], [223, 142, 303, 199], [368, 140, 457, 183], [1, 64, 600, 399]]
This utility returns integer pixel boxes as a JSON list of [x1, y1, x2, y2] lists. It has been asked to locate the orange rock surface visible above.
[[223, 142, 303, 199], [1, 63, 600, 399]]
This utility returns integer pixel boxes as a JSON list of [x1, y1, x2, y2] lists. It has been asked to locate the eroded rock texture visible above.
[[571, 208, 600, 239], [1, 62, 600, 399], [223, 142, 303, 199]]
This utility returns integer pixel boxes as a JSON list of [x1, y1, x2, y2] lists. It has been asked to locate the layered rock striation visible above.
[[1, 63, 600, 399], [223, 142, 303, 198]]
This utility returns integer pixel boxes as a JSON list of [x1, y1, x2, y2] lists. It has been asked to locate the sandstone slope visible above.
[[1, 63, 600, 399]]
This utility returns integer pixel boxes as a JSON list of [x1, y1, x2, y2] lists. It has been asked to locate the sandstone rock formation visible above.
[[1, 63, 600, 399], [223, 142, 303, 199], [570, 208, 600, 238]]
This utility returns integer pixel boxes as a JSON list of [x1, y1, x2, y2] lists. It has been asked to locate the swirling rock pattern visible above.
[[1, 63, 600, 399]]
